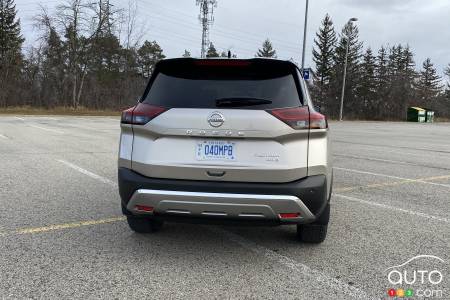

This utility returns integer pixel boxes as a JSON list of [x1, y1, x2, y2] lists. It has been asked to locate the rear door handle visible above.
[[206, 171, 226, 177]]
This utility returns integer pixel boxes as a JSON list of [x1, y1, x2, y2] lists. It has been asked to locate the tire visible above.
[[297, 203, 330, 243], [297, 224, 328, 243], [126, 215, 163, 233]]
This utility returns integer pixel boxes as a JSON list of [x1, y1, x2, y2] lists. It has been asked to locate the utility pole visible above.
[[301, 0, 309, 73], [196, 0, 217, 58]]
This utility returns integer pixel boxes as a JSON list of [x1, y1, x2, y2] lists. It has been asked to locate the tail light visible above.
[[121, 103, 167, 125], [268, 107, 327, 130], [309, 111, 328, 129]]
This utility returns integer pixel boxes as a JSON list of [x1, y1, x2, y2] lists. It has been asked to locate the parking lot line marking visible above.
[[56, 159, 117, 187], [214, 228, 373, 299], [334, 167, 450, 189], [333, 140, 450, 155], [15, 216, 126, 235], [334, 194, 450, 224], [29, 124, 64, 134], [0, 134, 7, 139], [334, 154, 427, 167], [14, 116, 25, 121]]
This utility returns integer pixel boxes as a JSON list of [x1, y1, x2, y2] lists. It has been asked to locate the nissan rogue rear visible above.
[[118, 58, 332, 243]]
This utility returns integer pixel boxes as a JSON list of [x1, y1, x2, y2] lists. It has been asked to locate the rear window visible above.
[[142, 62, 303, 109]]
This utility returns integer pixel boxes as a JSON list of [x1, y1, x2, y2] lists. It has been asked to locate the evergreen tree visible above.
[[206, 43, 219, 57], [0, 0, 23, 65], [359, 48, 377, 117], [329, 21, 363, 118], [138, 40, 165, 78], [311, 14, 337, 109], [256, 39, 276, 58], [384, 45, 417, 118], [374, 46, 390, 118], [41, 26, 66, 107], [399, 45, 417, 111], [0, 0, 24, 106], [416, 58, 442, 104], [182, 49, 191, 57], [312, 14, 337, 87]]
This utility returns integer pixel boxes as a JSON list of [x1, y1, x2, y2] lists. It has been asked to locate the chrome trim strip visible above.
[[136, 189, 301, 201]]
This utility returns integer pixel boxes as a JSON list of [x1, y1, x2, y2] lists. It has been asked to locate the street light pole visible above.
[[339, 18, 358, 121], [301, 0, 309, 73]]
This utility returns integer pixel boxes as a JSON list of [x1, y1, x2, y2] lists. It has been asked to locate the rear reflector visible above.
[[268, 107, 327, 130], [279, 213, 301, 219], [121, 103, 167, 125], [135, 205, 154, 212]]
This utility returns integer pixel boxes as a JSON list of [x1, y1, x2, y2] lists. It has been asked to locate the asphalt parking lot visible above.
[[0, 116, 449, 299]]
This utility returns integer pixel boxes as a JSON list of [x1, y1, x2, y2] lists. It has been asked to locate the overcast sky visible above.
[[15, 0, 450, 76]]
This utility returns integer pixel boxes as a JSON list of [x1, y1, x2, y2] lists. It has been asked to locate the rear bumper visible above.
[[118, 168, 329, 225]]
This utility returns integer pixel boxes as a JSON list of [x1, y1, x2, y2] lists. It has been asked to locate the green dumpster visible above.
[[423, 108, 435, 123], [407, 107, 426, 122]]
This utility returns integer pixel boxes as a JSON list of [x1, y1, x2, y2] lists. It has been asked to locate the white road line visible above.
[[56, 159, 117, 187], [334, 194, 450, 224], [29, 124, 64, 134], [212, 228, 373, 300], [334, 154, 420, 167], [334, 167, 450, 188], [337, 148, 450, 160], [0, 134, 7, 139], [14, 116, 25, 121]]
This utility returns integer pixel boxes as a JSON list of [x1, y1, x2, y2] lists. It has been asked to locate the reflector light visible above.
[[279, 213, 301, 219], [135, 205, 154, 212]]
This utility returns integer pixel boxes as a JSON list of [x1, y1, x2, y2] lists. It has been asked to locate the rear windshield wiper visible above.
[[215, 97, 273, 107]]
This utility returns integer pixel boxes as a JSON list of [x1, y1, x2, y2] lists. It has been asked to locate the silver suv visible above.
[[118, 58, 332, 243]]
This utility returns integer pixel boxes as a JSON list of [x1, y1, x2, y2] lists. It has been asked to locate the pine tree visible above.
[[256, 39, 276, 58], [416, 58, 442, 104], [41, 26, 65, 107], [138, 40, 165, 78], [384, 44, 417, 118], [359, 48, 377, 117], [374, 46, 389, 118], [399, 45, 417, 111], [0, 0, 23, 65], [312, 14, 336, 87], [329, 21, 363, 118], [206, 43, 219, 57], [0, 0, 24, 106]]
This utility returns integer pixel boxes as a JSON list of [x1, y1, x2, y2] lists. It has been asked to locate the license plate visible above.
[[196, 140, 236, 161]]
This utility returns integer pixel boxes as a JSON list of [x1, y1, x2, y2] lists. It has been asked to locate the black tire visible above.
[[297, 223, 328, 243], [126, 215, 163, 233], [297, 203, 330, 243]]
